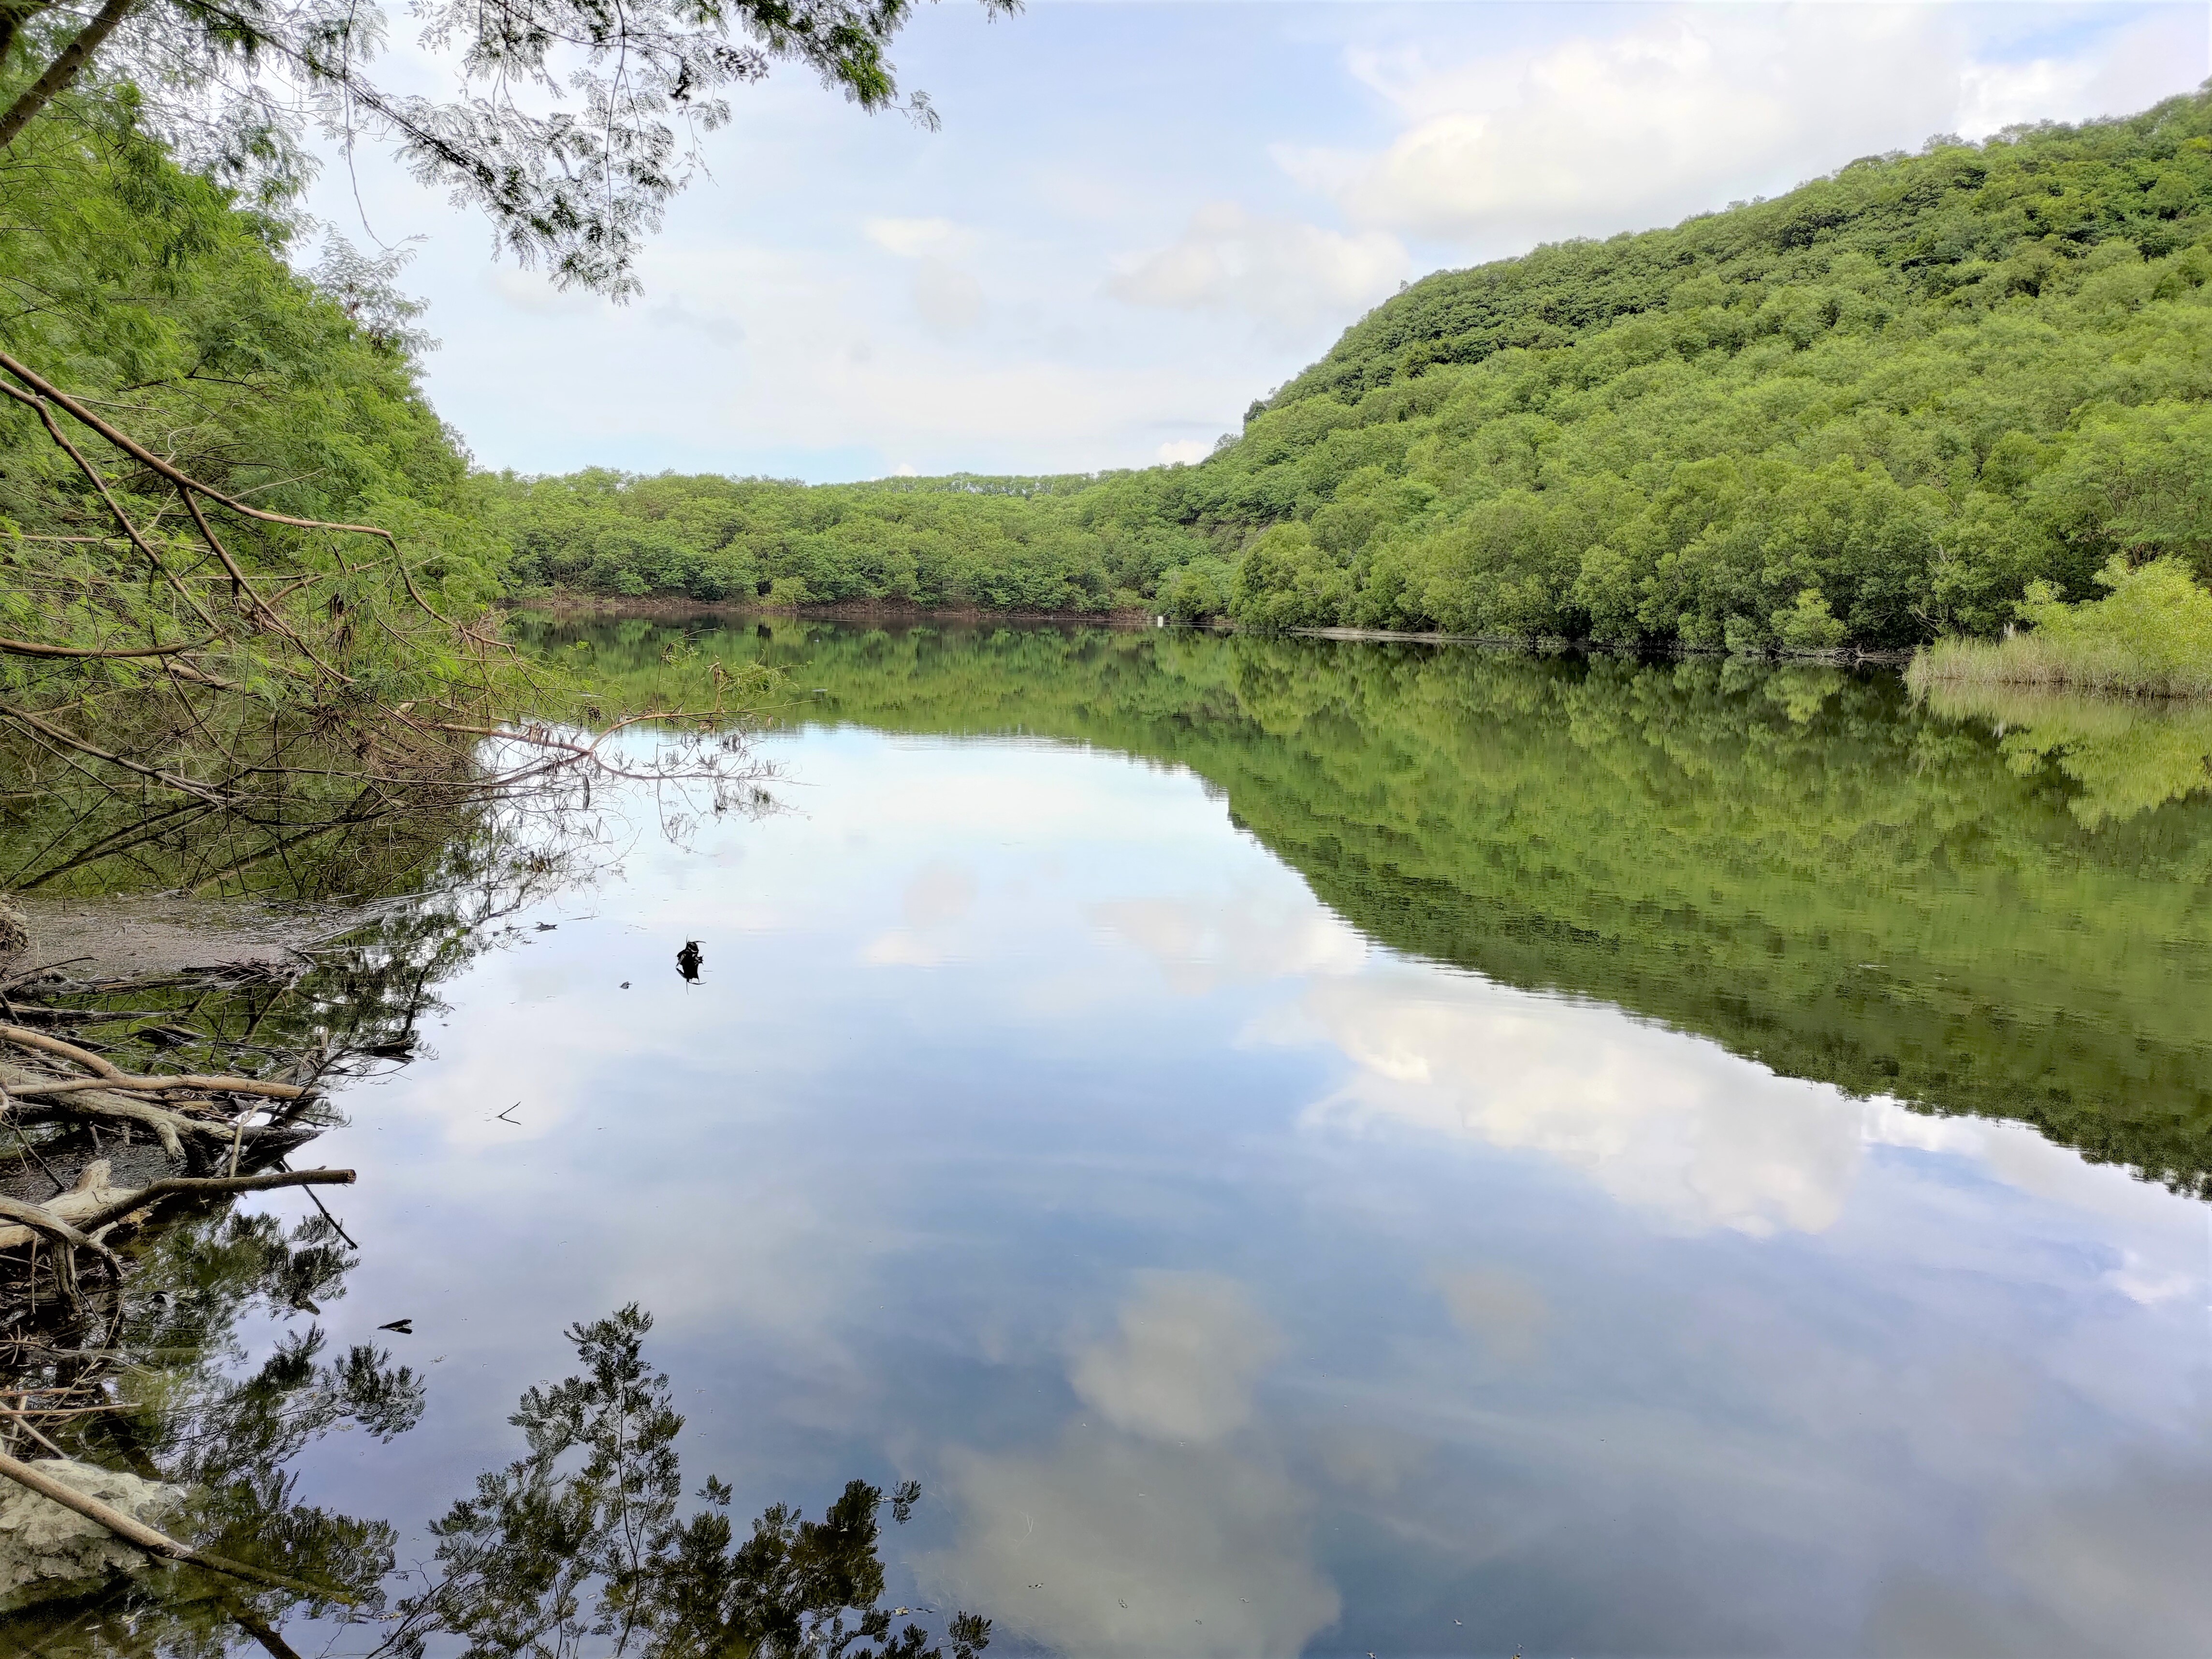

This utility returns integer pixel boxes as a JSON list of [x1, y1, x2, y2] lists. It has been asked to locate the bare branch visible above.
[[0, 634, 212, 660]]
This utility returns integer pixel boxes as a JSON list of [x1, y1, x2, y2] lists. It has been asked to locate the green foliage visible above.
[[1911, 554, 2212, 695], [0, 84, 784, 902], [0, 89, 501, 627], [482, 468, 1206, 614], [0, 84, 603, 892], [502, 91, 2212, 655], [520, 616, 2212, 1193], [1916, 678, 2212, 826], [1185, 91, 2212, 647]]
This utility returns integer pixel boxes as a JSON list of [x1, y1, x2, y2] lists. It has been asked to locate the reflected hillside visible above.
[[519, 616, 2212, 1196]]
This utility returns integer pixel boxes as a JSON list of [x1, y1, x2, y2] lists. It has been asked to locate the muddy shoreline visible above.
[[0, 893, 396, 985]]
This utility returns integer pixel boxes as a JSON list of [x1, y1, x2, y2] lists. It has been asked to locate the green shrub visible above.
[[1910, 556, 2212, 696]]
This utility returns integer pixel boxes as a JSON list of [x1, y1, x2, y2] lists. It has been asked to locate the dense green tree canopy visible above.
[[495, 88, 2212, 653]]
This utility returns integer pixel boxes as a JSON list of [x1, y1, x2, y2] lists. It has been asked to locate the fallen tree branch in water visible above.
[[0, 1159, 352, 1248], [6, 1073, 303, 1102], [0, 1398, 68, 1457], [0, 1446, 354, 1602], [73, 1168, 353, 1238], [0, 1025, 307, 1101], [0, 1193, 120, 1278], [0, 1077, 197, 1157]]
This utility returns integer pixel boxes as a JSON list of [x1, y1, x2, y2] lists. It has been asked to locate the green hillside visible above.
[[493, 87, 2212, 653]]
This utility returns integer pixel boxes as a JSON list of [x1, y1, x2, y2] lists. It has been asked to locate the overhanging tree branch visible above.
[[0, 0, 138, 148]]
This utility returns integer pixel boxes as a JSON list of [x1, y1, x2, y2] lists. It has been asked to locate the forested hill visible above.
[[493, 88, 2212, 652], [1269, 106, 2212, 408]]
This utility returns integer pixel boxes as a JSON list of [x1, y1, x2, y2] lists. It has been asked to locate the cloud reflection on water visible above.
[[924, 1273, 1339, 1659], [296, 728, 2210, 1658], [1290, 971, 1865, 1238]]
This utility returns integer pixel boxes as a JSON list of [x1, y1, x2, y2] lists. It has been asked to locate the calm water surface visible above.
[[267, 624, 2208, 1658]]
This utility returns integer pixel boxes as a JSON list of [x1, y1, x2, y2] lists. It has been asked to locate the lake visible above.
[[14, 620, 2212, 1659]]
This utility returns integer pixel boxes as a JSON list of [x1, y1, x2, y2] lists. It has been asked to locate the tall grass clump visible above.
[[1908, 558, 2212, 699]]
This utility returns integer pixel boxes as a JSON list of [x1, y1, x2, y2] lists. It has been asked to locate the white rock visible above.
[[0, 1457, 187, 1610]]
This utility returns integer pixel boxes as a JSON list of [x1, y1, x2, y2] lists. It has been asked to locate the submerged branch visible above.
[[0, 1447, 352, 1601]]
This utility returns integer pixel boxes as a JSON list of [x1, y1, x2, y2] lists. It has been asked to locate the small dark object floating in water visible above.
[[378, 1319, 413, 1334], [676, 940, 702, 983]]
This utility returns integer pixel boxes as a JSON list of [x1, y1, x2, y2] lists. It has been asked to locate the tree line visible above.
[[491, 87, 2212, 655]]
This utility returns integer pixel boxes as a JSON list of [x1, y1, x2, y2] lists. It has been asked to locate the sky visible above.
[[301, 2, 2212, 483]]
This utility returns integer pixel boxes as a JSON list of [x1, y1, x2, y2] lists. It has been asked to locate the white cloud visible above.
[[311, 2, 2212, 479], [482, 264, 604, 317], [859, 928, 945, 966], [1282, 5, 2211, 252], [1090, 890, 1367, 996], [1111, 201, 1409, 335], [860, 218, 989, 337], [1280, 968, 1870, 1237], [911, 258, 986, 337], [1156, 438, 1212, 466], [648, 295, 746, 348], [863, 216, 966, 259], [1433, 1263, 1549, 1365], [902, 860, 978, 927], [1271, 960, 2212, 1303], [924, 1429, 1338, 1659]]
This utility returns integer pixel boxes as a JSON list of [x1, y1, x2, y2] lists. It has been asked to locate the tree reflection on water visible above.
[[0, 873, 978, 1659], [379, 1307, 987, 1659], [0, 1290, 986, 1659]]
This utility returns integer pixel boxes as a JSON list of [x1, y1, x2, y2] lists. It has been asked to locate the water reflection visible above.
[[927, 1276, 1336, 1659], [4, 622, 2207, 1657], [514, 617, 2212, 1197], [255, 713, 2202, 1657], [381, 1307, 990, 1659], [1916, 678, 2212, 827]]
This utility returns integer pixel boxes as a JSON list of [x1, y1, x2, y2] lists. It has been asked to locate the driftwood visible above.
[[0, 981, 357, 1324], [73, 1168, 353, 1238], [0, 1026, 306, 1101], [0, 1160, 353, 1250], [0, 1191, 119, 1281], [2, 1068, 199, 1158], [0, 1024, 313, 1164], [0, 938, 393, 1638]]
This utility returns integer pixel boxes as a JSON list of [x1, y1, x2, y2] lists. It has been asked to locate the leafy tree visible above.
[[0, 0, 1016, 293]]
